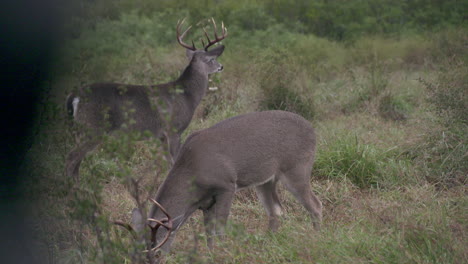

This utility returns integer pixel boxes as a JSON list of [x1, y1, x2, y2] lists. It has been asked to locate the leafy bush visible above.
[[260, 83, 315, 120], [257, 47, 315, 120]]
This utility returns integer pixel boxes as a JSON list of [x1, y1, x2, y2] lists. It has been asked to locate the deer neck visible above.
[[177, 64, 208, 109], [150, 169, 197, 228]]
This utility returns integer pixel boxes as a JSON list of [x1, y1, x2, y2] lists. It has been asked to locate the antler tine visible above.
[[222, 21, 227, 36], [176, 18, 196, 51], [203, 27, 211, 43], [203, 18, 228, 51], [147, 234, 171, 252], [147, 217, 171, 229], [149, 198, 171, 218], [211, 17, 218, 39], [146, 198, 173, 252], [113, 220, 137, 239]]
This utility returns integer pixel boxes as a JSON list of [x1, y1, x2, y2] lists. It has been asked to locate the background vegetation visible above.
[[24, 0, 466, 263]]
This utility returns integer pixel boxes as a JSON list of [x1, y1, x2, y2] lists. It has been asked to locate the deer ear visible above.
[[186, 49, 195, 61], [206, 45, 225, 57]]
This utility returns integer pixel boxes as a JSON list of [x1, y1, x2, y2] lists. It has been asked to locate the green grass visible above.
[[314, 133, 412, 188], [23, 5, 468, 263], [157, 185, 466, 264]]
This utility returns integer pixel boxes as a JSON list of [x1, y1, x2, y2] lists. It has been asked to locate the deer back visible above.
[[70, 83, 166, 137], [183, 110, 315, 185]]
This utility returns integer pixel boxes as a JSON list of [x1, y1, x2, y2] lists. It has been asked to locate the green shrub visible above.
[[259, 83, 315, 120], [257, 46, 315, 120]]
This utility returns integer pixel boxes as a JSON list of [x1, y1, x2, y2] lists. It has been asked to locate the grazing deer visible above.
[[134, 110, 322, 253], [65, 18, 227, 180]]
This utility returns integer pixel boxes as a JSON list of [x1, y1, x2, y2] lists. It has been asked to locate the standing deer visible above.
[[135, 110, 322, 253], [65, 18, 227, 180]]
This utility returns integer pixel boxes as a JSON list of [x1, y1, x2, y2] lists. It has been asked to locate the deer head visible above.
[[114, 199, 173, 263], [177, 18, 227, 74]]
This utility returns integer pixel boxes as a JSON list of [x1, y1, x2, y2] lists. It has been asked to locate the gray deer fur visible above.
[[65, 43, 225, 180], [141, 110, 322, 252]]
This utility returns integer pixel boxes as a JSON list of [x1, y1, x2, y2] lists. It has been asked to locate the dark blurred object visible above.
[[0, 0, 62, 263]]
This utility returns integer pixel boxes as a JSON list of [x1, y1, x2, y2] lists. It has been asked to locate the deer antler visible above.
[[113, 199, 173, 252], [146, 198, 173, 252], [176, 18, 197, 51], [201, 17, 228, 51], [113, 220, 137, 238]]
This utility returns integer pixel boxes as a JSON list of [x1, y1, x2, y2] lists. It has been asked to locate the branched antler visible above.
[[146, 198, 173, 252], [201, 17, 228, 51], [113, 198, 173, 253], [176, 18, 197, 51], [177, 17, 228, 51]]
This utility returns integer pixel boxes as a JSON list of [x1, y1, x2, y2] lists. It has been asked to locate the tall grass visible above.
[[314, 133, 412, 189]]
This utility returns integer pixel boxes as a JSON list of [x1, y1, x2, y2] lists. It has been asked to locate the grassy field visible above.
[[23, 4, 467, 263]]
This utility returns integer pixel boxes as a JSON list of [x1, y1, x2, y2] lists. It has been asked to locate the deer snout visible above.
[[218, 65, 224, 72]]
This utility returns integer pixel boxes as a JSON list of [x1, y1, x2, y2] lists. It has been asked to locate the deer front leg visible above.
[[202, 191, 235, 249]]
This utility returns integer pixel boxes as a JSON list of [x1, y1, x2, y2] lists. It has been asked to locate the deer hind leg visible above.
[[255, 178, 283, 231], [280, 165, 322, 231], [202, 190, 235, 249], [65, 139, 101, 181]]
